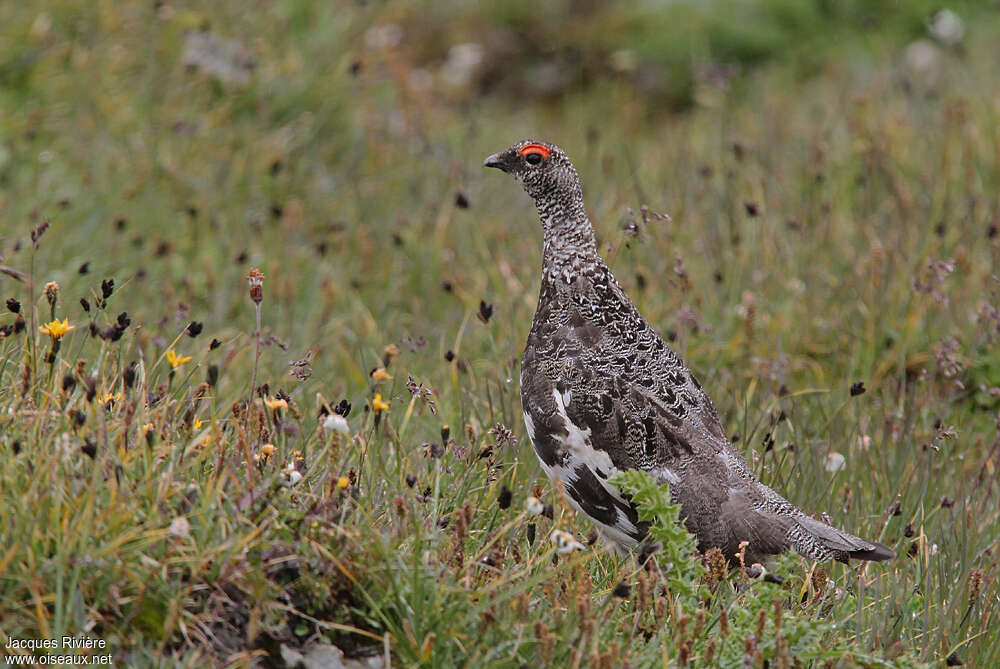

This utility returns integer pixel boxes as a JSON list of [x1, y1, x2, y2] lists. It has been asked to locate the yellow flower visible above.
[[39, 318, 74, 339], [261, 443, 276, 458], [372, 393, 390, 413], [337, 476, 350, 489], [193, 419, 204, 430], [264, 397, 288, 410], [101, 391, 122, 405], [166, 349, 192, 369], [371, 368, 391, 382]]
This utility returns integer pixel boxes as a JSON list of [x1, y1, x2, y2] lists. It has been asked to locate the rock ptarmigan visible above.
[[484, 140, 894, 565]]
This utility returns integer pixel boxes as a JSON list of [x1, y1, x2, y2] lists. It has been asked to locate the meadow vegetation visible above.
[[2, 1, 1000, 666]]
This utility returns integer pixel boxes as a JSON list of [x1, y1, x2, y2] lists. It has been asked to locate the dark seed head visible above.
[[31, 220, 50, 245], [455, 192, 469, 209], [81, 438, 97, 459], [613, 581, 631, 598], [498, 486, 512, 510], [405, 473, 417, 488], [210, 338, 221, 350], [186, 321, 203, 338], [850, 381, 866, 396], [123, 363, 137, 389], [477, 300, 493, 324], [6, 298, 20, 314]]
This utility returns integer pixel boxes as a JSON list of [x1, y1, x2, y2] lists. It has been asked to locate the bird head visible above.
[[483, 140, 582, 203]]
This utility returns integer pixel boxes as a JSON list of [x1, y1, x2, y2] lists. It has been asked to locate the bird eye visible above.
[[524, 152, 543, 166]]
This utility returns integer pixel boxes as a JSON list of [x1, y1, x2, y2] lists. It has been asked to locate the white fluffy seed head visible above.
[[322, 413, 350, 434]]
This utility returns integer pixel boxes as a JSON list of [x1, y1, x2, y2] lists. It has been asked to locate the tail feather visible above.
[[794, 515, 895, 562], [846, 542, 896, 561]]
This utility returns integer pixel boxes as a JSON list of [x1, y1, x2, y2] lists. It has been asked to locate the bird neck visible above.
[[536, 194, 598, 275]]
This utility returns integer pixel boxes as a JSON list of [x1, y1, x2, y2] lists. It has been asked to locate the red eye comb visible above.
[[518, 144, 551, 160]]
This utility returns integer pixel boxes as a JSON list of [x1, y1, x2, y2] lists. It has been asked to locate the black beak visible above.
[[483, 152, 508, 171]]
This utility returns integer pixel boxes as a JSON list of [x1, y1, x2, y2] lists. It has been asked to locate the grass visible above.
[[2, 1, 1000, 666]]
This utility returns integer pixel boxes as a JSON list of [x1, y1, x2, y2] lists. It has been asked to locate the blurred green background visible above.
[[3, 1, 1000, 666]]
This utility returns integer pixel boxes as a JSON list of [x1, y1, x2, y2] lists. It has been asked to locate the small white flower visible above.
[[525, 496, 544, 516], [322, 413, 350, 434], [928, 9, 964, 46], [281, 462, 303, 485], [825, 452, 846, 473], [169, 516, 191, 539], [550, 529, 585, 554]]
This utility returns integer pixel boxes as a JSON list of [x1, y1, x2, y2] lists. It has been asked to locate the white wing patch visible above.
[[550, 387, 617, 476], [524, 384, 643, 552], [554, 470, 641, 552]]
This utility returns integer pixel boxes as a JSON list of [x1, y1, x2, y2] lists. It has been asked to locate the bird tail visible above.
[[792, 515, 895, 562]]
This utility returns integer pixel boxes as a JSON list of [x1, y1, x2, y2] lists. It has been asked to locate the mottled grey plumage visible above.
[[484, 140, 894, 565]]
